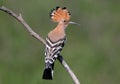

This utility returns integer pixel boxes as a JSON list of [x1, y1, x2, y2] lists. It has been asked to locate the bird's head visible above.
[[50, 6, 80, 26]]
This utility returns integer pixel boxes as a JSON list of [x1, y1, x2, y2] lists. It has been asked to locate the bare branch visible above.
[[0, 6, 80, 84], [58, 55, 80, 84], [0, 6, 46, 45]]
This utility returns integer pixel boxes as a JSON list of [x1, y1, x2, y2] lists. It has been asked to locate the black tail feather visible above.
[[42, 68, 53, 80]]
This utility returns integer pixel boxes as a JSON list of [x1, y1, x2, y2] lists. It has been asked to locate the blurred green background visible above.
[[0, 0, 120, 84]]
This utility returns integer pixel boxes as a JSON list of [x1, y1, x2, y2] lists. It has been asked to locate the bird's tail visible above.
[[42, 63, 54, 80], [50, 6, 71, 23]]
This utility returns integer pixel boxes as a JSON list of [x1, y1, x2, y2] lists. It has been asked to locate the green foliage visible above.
[[0, 0, 120, 84]]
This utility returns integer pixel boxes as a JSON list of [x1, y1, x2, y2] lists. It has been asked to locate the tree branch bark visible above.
[[0, 6, 80, 84]]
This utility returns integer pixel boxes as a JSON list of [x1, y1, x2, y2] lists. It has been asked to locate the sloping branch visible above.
[[0, 6, 80, 84], [0, 6, 46, 45]]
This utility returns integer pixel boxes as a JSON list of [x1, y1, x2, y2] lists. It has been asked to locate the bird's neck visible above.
[[53, 23, 68, 35], [56, 22, 68, 30], [47, 23, 68, 42]]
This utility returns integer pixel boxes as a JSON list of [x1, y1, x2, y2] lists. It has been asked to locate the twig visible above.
[[0, 6, 80, 84], [58, 55, 80, 84], [0, 6, 46, 45]]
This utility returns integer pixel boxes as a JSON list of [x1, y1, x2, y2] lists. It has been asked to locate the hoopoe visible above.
[[42, 6, 78, 80]]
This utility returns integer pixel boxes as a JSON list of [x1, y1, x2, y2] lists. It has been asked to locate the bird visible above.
[[42, 6, 78, 80]]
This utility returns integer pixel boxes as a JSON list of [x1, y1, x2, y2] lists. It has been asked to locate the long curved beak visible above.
[[69, 21, 80, 26]]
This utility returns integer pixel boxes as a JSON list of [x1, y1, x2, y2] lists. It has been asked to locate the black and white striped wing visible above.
[[45, 37, 66, 64]]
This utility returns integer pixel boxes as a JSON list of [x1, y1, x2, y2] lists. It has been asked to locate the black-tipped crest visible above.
[[56, 6, 60, 10], [49, 8, 55, 17], [62, 7, 66, 9], [49, 6, 71, 23]]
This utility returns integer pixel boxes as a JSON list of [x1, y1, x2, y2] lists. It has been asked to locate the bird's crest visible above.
[[50, 6, 71, 23]]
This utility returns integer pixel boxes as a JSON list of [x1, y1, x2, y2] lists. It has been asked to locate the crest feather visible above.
[[50, 6, 71, 23]]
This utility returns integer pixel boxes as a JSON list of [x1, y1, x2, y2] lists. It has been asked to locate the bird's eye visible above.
[[64, 20, 67, 22]]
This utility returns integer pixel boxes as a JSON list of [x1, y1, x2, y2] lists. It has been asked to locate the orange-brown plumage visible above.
[[47, 6, 71, 42], [48, 24, 66, 42], [50, 6, 71, 23]]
